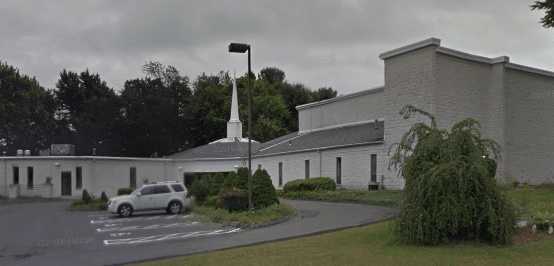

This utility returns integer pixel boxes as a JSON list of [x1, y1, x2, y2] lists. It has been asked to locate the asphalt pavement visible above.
[[0, 199, 397, 266]]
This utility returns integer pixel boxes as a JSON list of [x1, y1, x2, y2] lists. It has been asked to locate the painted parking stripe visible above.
[[103, 228, 241, 246], [90, 214, 190, 224], [96, 222, 200, 233]]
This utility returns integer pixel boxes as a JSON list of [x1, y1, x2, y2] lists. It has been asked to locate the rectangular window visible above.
[[278, 162, 283, 186], [76, 166, 83, 189], [13, 166, 19, 185], [336, 157, 342, 185], [130, 167, 137, 188], [27, 167, 34, 189], [305, 160, 310, 179], [371, 154, 377, 183]]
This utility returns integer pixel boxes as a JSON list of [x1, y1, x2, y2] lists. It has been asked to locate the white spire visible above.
[[226, 77, 243, 139]]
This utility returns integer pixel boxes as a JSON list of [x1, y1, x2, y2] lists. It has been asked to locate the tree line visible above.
[[0, 61, 337, 157]]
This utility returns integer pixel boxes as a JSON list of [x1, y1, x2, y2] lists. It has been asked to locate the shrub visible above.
[[252, 168, 279, 208], [223, 170, 247, 189], [189, 177, 210, 204], [389, 105, 515, 245], [218, 188, 249, 212], [82, 190, 92, 204], [204, 195, 219, 208], [283, 177, 336, 193], [100, 191, 109, 202], [117, 188, 133, 196]]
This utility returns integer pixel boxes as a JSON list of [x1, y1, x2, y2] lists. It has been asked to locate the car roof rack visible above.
[[155, 181, 179, 184]]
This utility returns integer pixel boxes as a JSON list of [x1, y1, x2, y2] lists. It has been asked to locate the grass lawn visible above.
[[279, 189, 402, 207], [193, 203, 295, 228], [68, 199, 107, 211], [133, 186, 554, 266]]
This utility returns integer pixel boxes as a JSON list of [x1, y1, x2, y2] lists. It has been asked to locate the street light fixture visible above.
[[228, 42, 253, 210]]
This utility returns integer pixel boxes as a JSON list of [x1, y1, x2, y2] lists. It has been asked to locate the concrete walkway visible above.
[[0, 199, 398, 266]]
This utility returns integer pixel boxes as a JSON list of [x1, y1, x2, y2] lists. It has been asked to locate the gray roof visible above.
[[255, 121, 384, 156], [168, 141, 261, 160]]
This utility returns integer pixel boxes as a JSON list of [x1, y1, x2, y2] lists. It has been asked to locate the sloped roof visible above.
[[255, 121, 384, 156], [168, 140, 261, 160]]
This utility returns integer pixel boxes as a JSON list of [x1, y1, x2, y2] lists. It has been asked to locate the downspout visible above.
[[3, 159, 7, 196], [318, 149, 322, 177]]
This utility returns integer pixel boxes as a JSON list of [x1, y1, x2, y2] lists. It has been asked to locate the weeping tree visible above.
[[389, 105, 515, 245]]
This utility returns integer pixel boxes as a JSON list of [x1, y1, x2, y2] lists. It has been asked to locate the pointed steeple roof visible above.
[[229, 77, 240, 123]]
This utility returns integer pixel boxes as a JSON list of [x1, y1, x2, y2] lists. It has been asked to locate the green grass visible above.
[[68, 199, 107, 211], [134, 220, 554, 266], [133, 185, 554, 266], [280, 189, 402, 207], [505, 185, 554, 219], [193, 203, 295, 228]]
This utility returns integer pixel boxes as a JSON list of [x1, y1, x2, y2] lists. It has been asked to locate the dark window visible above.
[[278, 162, 283, 186], [13, 166, 19, 185], [76, 167, 82, 189], [130, 167, 137, 188], [305, 160, 310, 179], [140, 186, 156, 195], [171, 184, 184, 192], [27, 167, 34, 189], [371, 154, 377, 182], [154, 185, 171, 194], [336, 157, 342, 185]]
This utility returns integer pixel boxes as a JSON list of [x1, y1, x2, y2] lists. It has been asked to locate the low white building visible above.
[[2, 37, 554, 198]]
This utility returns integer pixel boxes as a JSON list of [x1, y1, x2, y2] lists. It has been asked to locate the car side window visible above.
[[140, 186, 156, 195], [171, 184, 184, 192], [155, 185, 171, 194]]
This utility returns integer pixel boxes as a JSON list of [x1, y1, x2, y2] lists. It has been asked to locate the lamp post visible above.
[[228, 42, 253, 210]]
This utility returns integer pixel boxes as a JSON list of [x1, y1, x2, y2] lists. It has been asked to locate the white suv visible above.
[[107, 181, 191, 217]]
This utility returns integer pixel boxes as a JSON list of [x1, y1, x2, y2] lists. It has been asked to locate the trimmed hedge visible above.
[[283, 177, 336, 193], [251, 168, 279, 208], [100, 191, 109, 202], [189, 177, 210, 203], [117, 188, 133, 196], [218, 188, 249, 212]]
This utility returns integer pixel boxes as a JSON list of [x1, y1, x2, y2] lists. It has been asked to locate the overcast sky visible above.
[[1, 0, 552, 94]]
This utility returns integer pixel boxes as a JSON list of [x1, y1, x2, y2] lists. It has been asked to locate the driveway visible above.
[[0, 199, 397, 266]]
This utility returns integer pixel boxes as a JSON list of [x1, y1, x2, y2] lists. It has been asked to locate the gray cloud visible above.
[[1, 0, 552, 94]]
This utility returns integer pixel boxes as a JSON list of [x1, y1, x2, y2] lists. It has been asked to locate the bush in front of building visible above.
[[100, 191, 109, 202], [283, 177, 337, 193], [189, 177, 210, 204], [82, 189, 92, 204], [251, 168, 279, 208], [389, 105, 515, 245], [117, 188, 133, 196]]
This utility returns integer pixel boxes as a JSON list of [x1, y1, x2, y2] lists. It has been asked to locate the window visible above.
[[152, 185, 171, 194], [76, 167, 82, 189], [336, 157, 342, 185], [140, 186, 156, 195], [130, 167, 137, 188], [370, 154, 377, 183], [305, 160, 310, 179], [171, 184, 184, 192], [27, 167, 34, 189], [278, 162, 283, 186], [12, 166, 19, 185]]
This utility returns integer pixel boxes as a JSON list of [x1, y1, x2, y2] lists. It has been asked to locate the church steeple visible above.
[[226, 77, 242, 139]]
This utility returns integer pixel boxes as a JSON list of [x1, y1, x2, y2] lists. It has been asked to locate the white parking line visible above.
[[96, 222, 200, 233], [109, 232, 132, 237], [90, 215, 189, 224], [103, 228, 241, 246]]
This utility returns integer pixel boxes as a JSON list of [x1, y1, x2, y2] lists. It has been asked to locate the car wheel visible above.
[[167, 201, 182, 214], [118, 204, 133, 217]]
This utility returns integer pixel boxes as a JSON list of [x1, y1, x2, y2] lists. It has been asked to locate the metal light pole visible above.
[[228, 42, 253, 210]]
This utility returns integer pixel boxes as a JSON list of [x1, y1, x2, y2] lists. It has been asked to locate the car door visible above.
[[150, 185, 171, 209], [135, 186, 156, 210]]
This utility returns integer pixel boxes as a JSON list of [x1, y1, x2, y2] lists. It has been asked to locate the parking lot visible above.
[[0, 199, 397, 266]]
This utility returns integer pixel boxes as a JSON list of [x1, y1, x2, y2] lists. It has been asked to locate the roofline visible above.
[[436, 47, 509, 65], [379, 37, 441, 60], [171, 157, 246, 162], [295, 86, 384, 111], [0, 156, 173, 162], [505, 62, 554, 78], [299, 118, 384, 135], [253, 140, 384, 158]]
